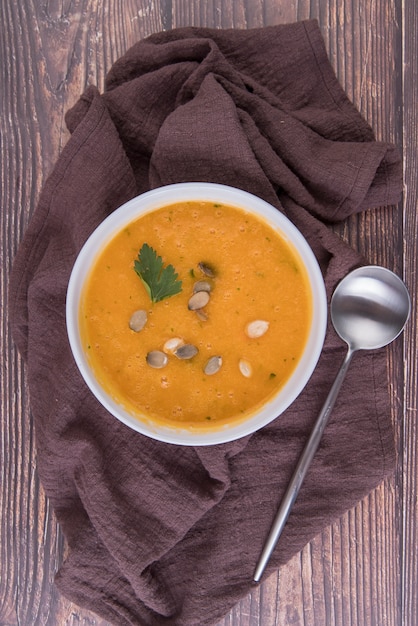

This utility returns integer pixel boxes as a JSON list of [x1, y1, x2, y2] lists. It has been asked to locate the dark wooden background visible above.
[[1, 1, 417, 625]]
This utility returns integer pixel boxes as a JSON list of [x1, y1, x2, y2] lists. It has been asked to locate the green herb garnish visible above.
[[134, 243, 182, 303]]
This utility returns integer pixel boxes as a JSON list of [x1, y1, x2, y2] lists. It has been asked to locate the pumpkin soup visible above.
[[80, 201, 312, 429]]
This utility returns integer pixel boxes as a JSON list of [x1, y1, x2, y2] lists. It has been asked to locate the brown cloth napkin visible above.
[[9, 20, 402, 626]]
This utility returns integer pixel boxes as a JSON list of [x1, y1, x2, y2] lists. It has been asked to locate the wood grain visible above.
[[1, 1, 416, 625], [401, 1, 418, 626]]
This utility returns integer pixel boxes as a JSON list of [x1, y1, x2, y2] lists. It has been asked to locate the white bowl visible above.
[[66, 183, 327, 446]]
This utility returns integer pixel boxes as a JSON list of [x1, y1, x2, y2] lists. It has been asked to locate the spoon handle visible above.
[[253, 347, 355, 582]]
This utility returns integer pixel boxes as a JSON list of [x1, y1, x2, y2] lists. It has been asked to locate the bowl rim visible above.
[[66, 182, 328, 445]]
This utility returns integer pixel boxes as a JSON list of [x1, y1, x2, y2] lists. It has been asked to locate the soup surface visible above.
[[80, 201, 312, 430]]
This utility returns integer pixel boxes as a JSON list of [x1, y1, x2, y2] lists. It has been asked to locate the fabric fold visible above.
[[9, 19, 402, 626]]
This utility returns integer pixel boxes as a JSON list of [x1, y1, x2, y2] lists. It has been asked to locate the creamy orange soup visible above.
[[80, 201, 312, 430]]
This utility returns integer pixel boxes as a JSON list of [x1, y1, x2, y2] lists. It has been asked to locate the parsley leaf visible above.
[[134, 243, 182, 303]]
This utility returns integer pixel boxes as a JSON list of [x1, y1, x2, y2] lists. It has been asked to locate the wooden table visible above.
[[1, 1, 416, 625]]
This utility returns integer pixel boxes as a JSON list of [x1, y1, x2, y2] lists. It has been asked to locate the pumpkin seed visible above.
[[188, 290, 210, 310], [245, 319, 269, 338], [195, 309, 208, 321], [198, 262, 215, 278], [146, 350, 168, 369], [239, 359, 252, 378], [163, 337, 184, 354], [174, 344, 199, 359], [129, 309, 147, 332], [193, 280, 212, 293], [204, 356, 223, 375]]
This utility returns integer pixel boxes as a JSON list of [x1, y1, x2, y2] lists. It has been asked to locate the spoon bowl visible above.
[[254, 265, 410, 582], [331, 266, 411, 351]]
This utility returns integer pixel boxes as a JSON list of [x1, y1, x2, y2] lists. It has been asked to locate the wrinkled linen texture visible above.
[[9, 20, 402, 626]]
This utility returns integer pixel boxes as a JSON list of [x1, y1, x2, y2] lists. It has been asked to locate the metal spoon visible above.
[[253, 265, 410, 582]]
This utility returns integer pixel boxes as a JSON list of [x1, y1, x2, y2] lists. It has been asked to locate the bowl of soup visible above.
[[66, 183, 327, 445]]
